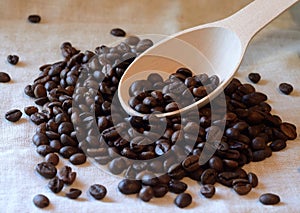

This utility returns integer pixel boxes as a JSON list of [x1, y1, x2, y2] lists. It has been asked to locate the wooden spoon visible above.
[[118, 0, 299, 117]]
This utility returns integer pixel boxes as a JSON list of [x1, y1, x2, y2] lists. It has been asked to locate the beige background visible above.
[[0, 0, 299, 212]]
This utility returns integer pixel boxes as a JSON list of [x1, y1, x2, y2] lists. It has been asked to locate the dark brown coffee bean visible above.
[[174, 193, 192, 208], [168, 164, 186, 180], [168, 180, 187, 194], [7, 55, 19, 65], [48, 177, 64, 193], [125, 36, 140, 45], [248, 172, 258, 188], [35, 162, 57, 179], [153, 185, 168, 197], [139, 186, 154, 202], [251, 137, 266, 150], [138, 172, 159, 186], [5, 109, 22, 122], [68, 153, 86, 165], [242, 92, 267, 106], [32, 132, 48, 146], [248, 73, 261, 83], [110, 28, 126, 37], [208, 156, 223, 172], [252, 150, 266, 162], [201, 169, 217, 185], [233, 182, 252, 195], [279, 83, 293, 95], [182, 155, 200, 172], [118, 179, 142, 194], [59, 146, 78, 158], [30, 112, 47, 125], [200, 184, 215, 198], [270, 139, 286, 151], [259, 193, 280, 205], [280, 122, 297, 140], [24, 106, 38, 116], [147, 73, 163, 83], [28, 14, 41, 23], [108, 158, 126, 175], [89, 184, 107, 200], [45, 153, 59, 166], [36, 145, 54, 156], [0, 72, 11, 82], [33, 194, 49, 208], [66, 188, 82, 199], [58, 166, 76, 185]]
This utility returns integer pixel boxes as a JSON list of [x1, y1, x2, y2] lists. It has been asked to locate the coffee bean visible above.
[[200, 184, 215, 198], [66, 188, 82, 199], [36, 145, 54, 156], [69, 153, 86, 165], [168, 180, 187, 194], [174, 193, 192, 208], [201, 169, 217, 185], [7, 55, 19, 65], [33, 194, 49, 208], [0, 72, 11, 82], [259, 193, 280, 205], [118, 179, 142, 194], [279, 83, 293, 95], [108, 157, 126, 175], [28, 14, 41, 23], [110, 28, 126, 37], [48, 177, 64, 193], [280, 122, 297, 140], [270, 139, 286, 151], [233, 181, 252, 195], [45, 153, 59, 166], [59, 146, 78, 158], [35, 162, 57, 179], [32, 132, 48, 146], [139, 186, 154, 202], [58, 166, 76, 185], [208, 156, 223, 172], [30, 112, 47, 125], [89, 184, 107, 200], [24, 106, 38, 116], [248, 73, 261, 83], [5, 109, 22, 122], [153, 185, 168, 197], [248, 172, 258, 188], [182, 155, 200, 172]]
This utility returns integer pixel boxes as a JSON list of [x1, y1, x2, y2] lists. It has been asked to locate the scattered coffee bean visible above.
[[69, 153, 86, 165], [248, 172, 258, 188], [28, 14, 41, 23], [66, 188, 82, 199], [5, 109, 22, 122], [259, 193, 280, 205], [24, 106, 38, 116], [174, 193, 192, 208], [139, 186, 154, 202], [7, 54, 19, 65], [200, 184, 215, 198], [45, 153, 59, 166], [48, 177, 64, 193], [248, 73, 261, 83], [110, 28, 126, 37], [279, 83, 293, 95], [153, 185, 168, 198], [89, 184, 107, 200], [118, 179, 142, 194], [35, 162, 57, 179], [233, 181, 252, 195], [58, 166, 76, 185], [168, 180, 187, 194], [0, 72, 11, 82], [33, 194, 49, 208]]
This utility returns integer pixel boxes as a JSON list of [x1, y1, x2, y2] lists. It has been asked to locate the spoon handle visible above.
[[224, 0, 299, 45]]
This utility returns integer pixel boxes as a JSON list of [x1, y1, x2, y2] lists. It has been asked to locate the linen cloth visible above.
[[0, 0, 299, 212]]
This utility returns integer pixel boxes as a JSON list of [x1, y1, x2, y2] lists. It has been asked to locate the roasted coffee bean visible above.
[[252, 150, 266, 162], [182, 155, 200, 172], [59, 146, 78, 158], [147, 73, 163, 84], [270, 139, 286, 151], [32, 132, 48, 146], [66, 188, 82, 199], [174, 193, 192, 208], [89, 184, 107, 200], [208, 156, 223, 172], [217, 172, 239, 187], [259, 193, 280, 205], [58, 166, 76, 185], [35, 162, 57, 179], [48, 177, 64, 193], [280, 122, 297, 140], [201, 169, 217, 185], [58, 122, 73, 135], [242, 92, 267, 106], [118, 179, 142, 194], [36, 145, 54, 156], [24, 106, 38, 116], [168, 164, 186, 180], [5, 109, 22, 122], [45, 153, 59, 166], [233, 181, 252, 195], [279, 83, 293, 95], [33, 194, 49, 208], [200, 184, 215, 198], [28, 14, 41, 23], [7, 55, 19, 65], [0, 72, 11, 82], [248, 172, 258, 188], [153, 185, 168, 197], [139, 186, 154, 202], [110, 28, 126, 37], [69, 153, 86, 165], [30, 112, 47, 125], [108, 157, 126, 175], [138, 172, 159, 186], [168, 180, 187, 194], [248, 73, 261, 83], [251, 137, 266, 150], [158, 174, 171, 184]]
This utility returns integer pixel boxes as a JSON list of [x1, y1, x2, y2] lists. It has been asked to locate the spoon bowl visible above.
[[118, 0, 299, 117]]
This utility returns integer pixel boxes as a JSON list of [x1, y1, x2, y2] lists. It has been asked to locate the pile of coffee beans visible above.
[[19, 30, 297, 209], [128, 71, 220, 113]]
